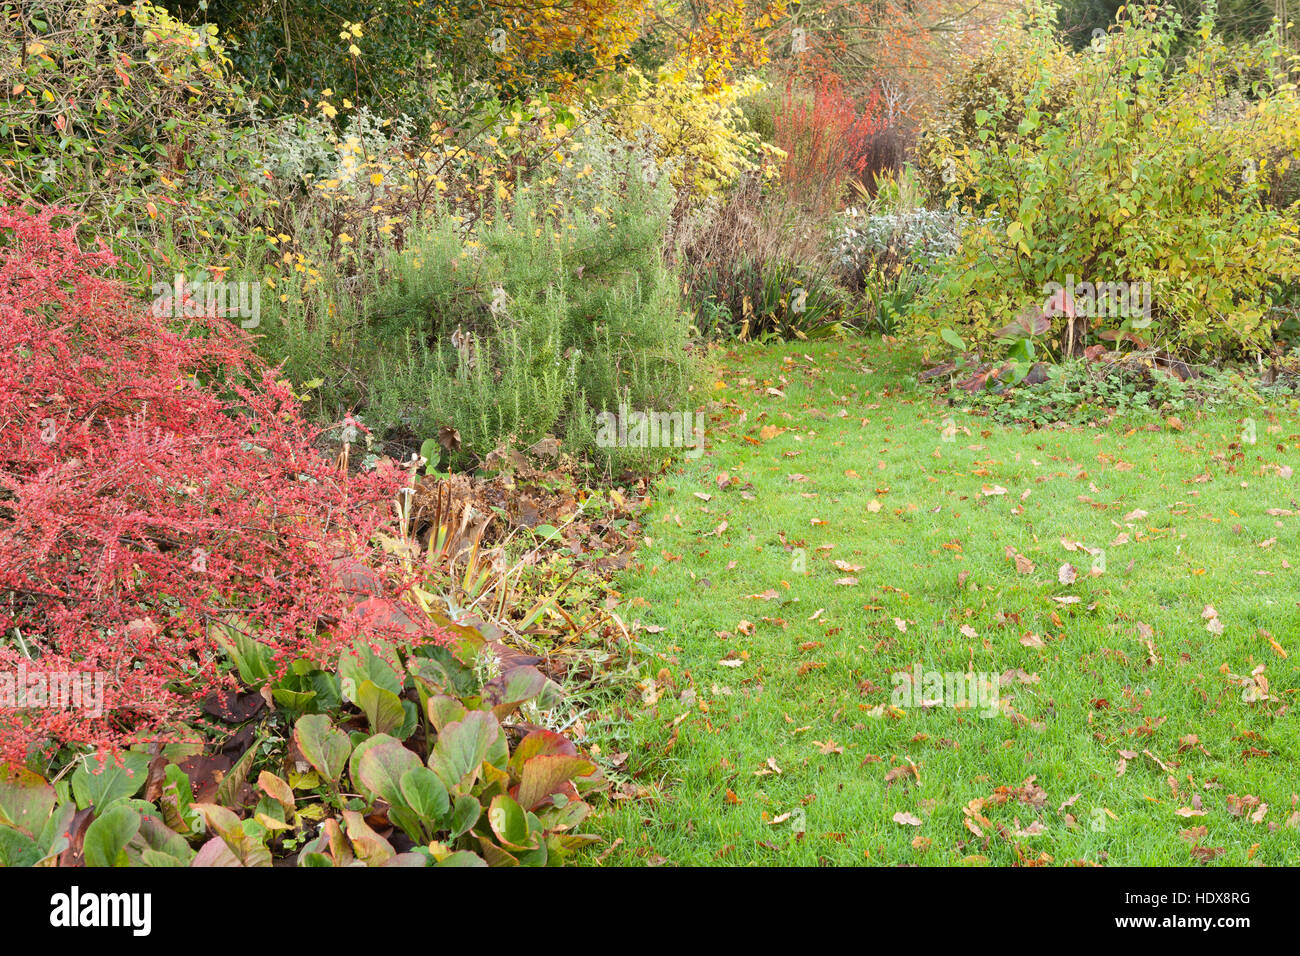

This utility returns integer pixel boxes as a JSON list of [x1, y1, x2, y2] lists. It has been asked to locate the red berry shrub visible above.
[[0, 205, 431, 763]]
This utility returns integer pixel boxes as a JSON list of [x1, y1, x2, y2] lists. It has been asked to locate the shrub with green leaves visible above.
[[911, 5, 1300, 359], [255, 169, 696, 469], [913, 6, 1081, 202], [0, 1, 271, 281]]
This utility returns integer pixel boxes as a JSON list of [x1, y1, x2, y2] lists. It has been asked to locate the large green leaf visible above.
[[348, 733, 399, 801], [35, 802, 77, 864], [192, 804, 271, 867], [484, 665, 550, 719], [159, 765, 198, 834], [209, 616, 276, 685], [478, 839, 520, 866], [0, 826, 41, 867], [517, 755, 597, 811], [357, 679, 406, 737], [293, 714, 352, 783], [71, 751, 151, 811], [271, 686, 317, 712], [429, 710, 500, 793], [131, 814, 194, 866], [342, 809, 394, 866], [357, 740, 421, 810], [436, 850, 488, 867], [426, 694, 468, 733], [139, 848, 189, 866], [399, 766, 450, 824], [338, 639, 404, 697], [447, 794, 480, 839], [487, 793, 536, 851], [83, 805, 141, 867], [0, 765, 55, 835], [507, 729, 577, 776]]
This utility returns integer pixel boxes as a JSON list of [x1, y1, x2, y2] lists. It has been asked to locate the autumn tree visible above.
[[764, 0, 1025, 122]]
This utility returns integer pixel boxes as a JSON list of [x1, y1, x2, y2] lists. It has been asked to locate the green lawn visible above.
[[589, 338, 1300, 866]]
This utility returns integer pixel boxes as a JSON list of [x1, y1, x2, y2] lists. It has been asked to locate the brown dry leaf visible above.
[[1011, 820, 1046, 837], [437, 425, 462, 451], [1190, 845, 1224, 863], [884, 765, 916, 786], [1226, 793, 1261, 818], [892, 811, 923, 827], [1058, 563, 1077, 585]]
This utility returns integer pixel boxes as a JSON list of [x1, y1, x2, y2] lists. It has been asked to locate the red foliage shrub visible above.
[[0, 205, 433, 763], [773, 74, 886, 212]]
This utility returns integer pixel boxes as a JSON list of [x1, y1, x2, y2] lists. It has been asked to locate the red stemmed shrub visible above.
[[0, 205, 431, 763], [773, 74, 886, 214]]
